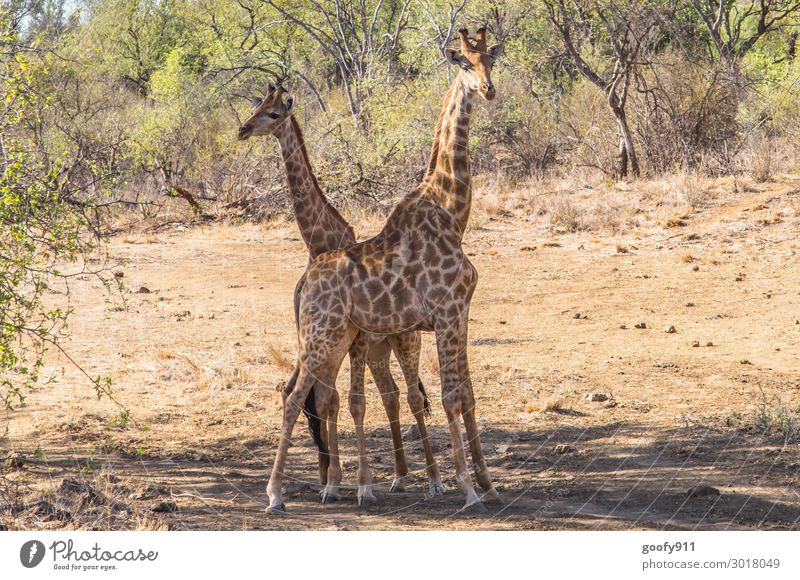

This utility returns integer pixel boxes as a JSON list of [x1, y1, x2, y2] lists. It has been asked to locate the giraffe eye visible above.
[[461, 62, 472, 71], [267, 112, 280, 119]]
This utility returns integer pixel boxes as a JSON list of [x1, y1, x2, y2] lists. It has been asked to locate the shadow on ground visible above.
[[3, 421, 799, 530]]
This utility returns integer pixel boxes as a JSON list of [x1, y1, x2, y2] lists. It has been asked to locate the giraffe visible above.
[[265, 28, 504, 513], [237, 85, 444, 503]]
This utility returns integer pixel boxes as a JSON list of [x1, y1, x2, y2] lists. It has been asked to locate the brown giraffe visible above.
[[265, 28, 504, 513], [237, 85, 444, 504]]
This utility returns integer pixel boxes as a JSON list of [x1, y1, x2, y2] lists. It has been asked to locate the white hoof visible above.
[[320, 486, 340, 504], [428, 479, 446, 497]]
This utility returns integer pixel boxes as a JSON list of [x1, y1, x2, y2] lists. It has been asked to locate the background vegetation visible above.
[[2, 0, 800, 404]]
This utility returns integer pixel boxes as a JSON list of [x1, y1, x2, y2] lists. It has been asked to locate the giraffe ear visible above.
[[445, 47, 465, 67], [488, 43, 505, 62], [251, 96, 263, 108], [285, 96, 294, 113]]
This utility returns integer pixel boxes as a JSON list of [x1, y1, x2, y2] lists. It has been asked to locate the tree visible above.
[[1, 4, 121, 410], [692, 0, 800, 68], [262, 0, 414, 123], [544, 0, 662, 178]]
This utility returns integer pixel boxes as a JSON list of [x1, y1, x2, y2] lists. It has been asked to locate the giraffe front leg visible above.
[[463, 393, 501, 504], [435, 325, 484, 513], [368, 339, 408, 493], [349, 335, 376, 507], [267, 368, 316, 514]]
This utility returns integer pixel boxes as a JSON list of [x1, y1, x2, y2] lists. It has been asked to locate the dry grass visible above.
[[666, 214, 688, 228], [266, 342, 294, 373], [543, 398, 564, 412], [750, 140, 773, 183], [548, 194, 580, 232]]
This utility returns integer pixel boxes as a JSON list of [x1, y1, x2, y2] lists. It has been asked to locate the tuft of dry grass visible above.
[[548, 194, 580, 232], [666, 214, 688, 228], [676, 172, 707, 210], [543, 398, 564, 412], [266, 342, 294, 373], [750, 140, 773, 183], [421, 348, 440, 376]]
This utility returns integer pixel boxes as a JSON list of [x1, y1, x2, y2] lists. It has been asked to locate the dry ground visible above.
[[2, 173, 800, 530]]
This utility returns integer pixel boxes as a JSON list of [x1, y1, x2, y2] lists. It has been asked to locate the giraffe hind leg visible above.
[[368, 339, 408, 493], [390, 332, 444, 496], [349, 334, 376, 507]]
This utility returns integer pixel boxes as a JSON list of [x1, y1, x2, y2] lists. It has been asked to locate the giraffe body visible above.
[[264, 28, 505, 512], [238, 86, 443, 504]]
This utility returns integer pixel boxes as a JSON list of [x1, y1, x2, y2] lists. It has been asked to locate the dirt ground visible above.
[[2, 173, 800, 530]]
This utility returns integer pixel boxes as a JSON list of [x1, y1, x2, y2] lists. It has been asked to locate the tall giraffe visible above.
[[237, 86, 444, 503], [266, 28, 504, 513]]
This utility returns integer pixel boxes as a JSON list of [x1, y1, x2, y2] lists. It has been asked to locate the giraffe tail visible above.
[[302, 384, 328, 456], [418, 378, 431, 417]]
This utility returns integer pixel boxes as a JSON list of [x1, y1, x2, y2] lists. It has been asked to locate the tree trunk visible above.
[[611, 105, 639, 179]]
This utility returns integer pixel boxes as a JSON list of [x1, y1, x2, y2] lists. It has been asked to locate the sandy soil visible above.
[[2, 174, 799, 530]]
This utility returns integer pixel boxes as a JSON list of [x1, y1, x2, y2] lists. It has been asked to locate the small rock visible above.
[[585, 392, 609, 402], [619, 324, 628, 329], [665, 325, 677, 334], [4, 451, 25, 469], [114, 271, 124, 278], [232, 342, 242, 347], [706, 341, 714, 347], [740, 359, 752, 365], [402, 424, 421, 441], [686, 302, 696, 307], [136, 286, 151, 294], [686, 485, 720, 498], [519, 246, 536, 252], [151, 500, 178, 513], [25, 500, 72, 522], [692, 265, 700, 271], [553, 444, 574, 455], [691, 341, 700, 347], [634, 322, 647, 329], [573, 312, 583, 319], [735, 274, 745, 282], [603, 400, 618, 408]]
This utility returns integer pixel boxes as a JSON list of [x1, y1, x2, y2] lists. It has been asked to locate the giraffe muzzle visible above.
[[237, 124, 253, 140]]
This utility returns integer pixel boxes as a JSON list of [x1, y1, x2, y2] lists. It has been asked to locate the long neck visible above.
[[274, 116, 355, 258], [422, 75, 474, 236]]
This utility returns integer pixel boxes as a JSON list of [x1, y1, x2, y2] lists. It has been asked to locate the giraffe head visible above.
[[445, 28, 504, 101], [237, 83, 294, 140]]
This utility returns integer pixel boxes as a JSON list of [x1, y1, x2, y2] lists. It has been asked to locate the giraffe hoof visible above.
[[320, 491, 340, 504], [428, 483, 446, 497], [482, 487, 503, 505], [357, 494, 377, 508], [460, 501, 488, 516], [389, 479, 406, 493], [266, 503, 287, 515]]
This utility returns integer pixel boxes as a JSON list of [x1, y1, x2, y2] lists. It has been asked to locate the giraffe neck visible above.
[[422, 75, 474, 236], [274, 116, 355, 258]]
